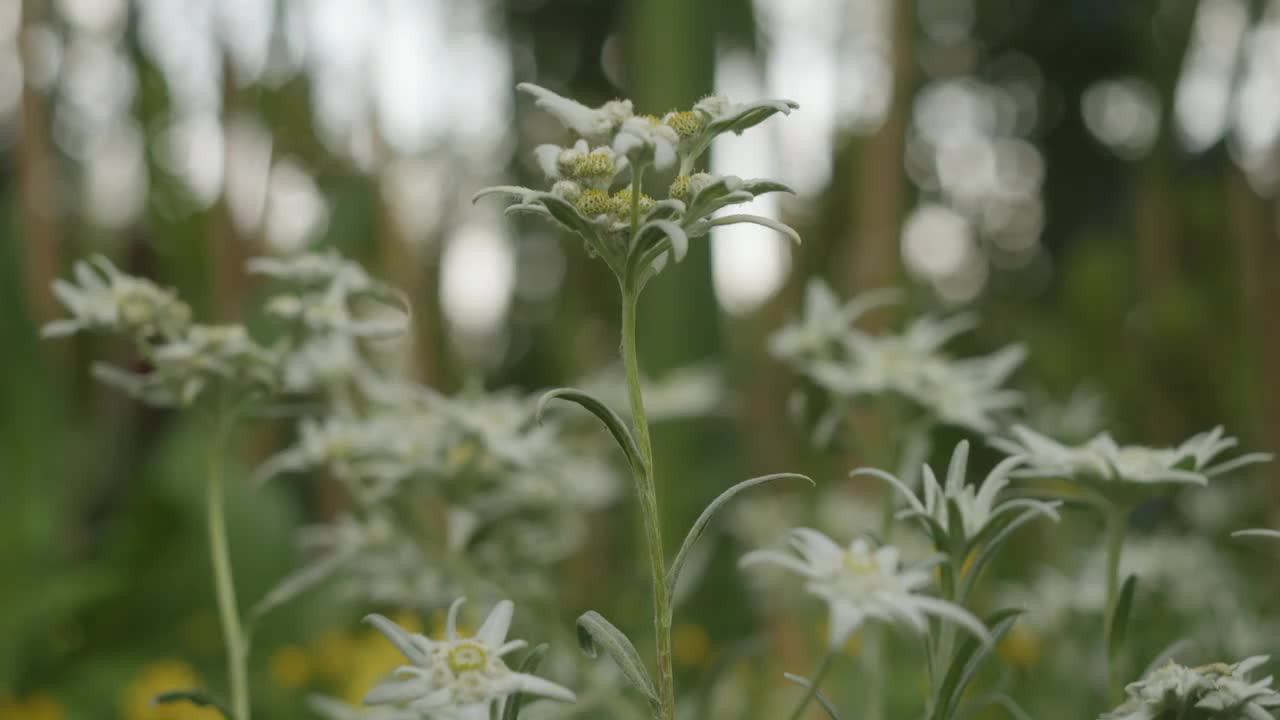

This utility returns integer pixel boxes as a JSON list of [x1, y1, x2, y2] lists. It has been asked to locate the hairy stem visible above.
[[621, 287, 675, 720], [788, 651, 836, 720], [207, 422, 250, 720]]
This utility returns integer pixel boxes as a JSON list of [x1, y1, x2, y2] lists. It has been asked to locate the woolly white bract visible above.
[[1102, 656, 1280, 720], [740, 530, 990, 648], [363, 599, 575, 719]]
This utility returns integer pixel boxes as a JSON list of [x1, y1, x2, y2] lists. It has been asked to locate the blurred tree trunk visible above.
[[213, 64, 249, 321], [1133, 146, 1183, 440], [843, 0, 913, 296], [17, 0, 63, 327], [1226, 168, 1280, 494]]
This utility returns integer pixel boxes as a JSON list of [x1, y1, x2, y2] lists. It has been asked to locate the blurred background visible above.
[[2, 0, 1280, 718]]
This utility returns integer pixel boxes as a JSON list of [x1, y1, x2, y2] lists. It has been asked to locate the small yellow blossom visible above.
[[672, 623, 711, 667], [574, 188, 614, 217], [0, 692, 65, 720], [997, 625, 1042, 669], [119, 660, 222, 720], [663, 110, 704, 138], [269, 644, 312, 690]]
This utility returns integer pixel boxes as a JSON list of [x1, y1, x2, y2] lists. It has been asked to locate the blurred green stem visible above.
[[787, 650, 835, 720], [207, 418, 250, 720], [1103, 505, 1129, 702], [621, 284, 674, 720]]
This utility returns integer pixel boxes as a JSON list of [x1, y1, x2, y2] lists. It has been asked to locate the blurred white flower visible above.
[[363, 598, 575, 718], [740, 530, 990, 648], [43, 255, 191, 341], [994, 425, 1273, 498], [1102, 656, 1280, 720], [768, 281, 899, 364]]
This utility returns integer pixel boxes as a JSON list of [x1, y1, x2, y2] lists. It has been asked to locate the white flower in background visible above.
[[92, 323, 278, 407], [43, 255, 191, 341], [363, 599, 575, 718], [613, 115, 681, 171], [857, 440, 1059, 542], [740, 530, 990, 648], [248, 250, 377, 289], [517, 83, 633, 141], [768, 281, 900, 364], [994, 425, 1273, 496], [1102, 656, 1280, 720], [797, 308, 1026, 434]]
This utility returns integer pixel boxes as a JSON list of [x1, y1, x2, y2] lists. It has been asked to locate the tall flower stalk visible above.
[[479, 83, 803, 720], [205, 411, 250, 720]]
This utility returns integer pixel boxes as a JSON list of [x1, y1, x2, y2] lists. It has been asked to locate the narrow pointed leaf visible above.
[[249, 551, 350, 624], [153, 690, 231, 719], [666, 473, 813, 598], [1107, 574, 1139, 659], [782, 673, 844, 720], [708, 214, 801, 245], [576, 611, 658, 704], [502, 643, 551, 720], [537, 388, 645, 475], [636, 219, 689, 263], [935, 608, 1024, 720]]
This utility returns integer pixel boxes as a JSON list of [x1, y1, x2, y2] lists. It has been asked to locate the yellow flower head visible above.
[[663, 110, 704, 138]]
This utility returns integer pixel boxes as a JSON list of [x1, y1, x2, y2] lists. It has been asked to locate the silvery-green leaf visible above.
[[537, 388, 645, 475], [707, 214, 801, 245], [782, 673, 843, 720], [1107, 574, 1139, 659], [635, 219, 689, 263], [249, 551, 351, 624], [934, 608, 1024, 720], [666, 473, 812, 600], [502, 643, 551, 720], [576, 611, 658, 704]]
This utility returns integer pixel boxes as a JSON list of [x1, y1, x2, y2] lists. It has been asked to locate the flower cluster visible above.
[[45, 256, 277, 408], [740, 530, 990, 648], [360, 599, 575, 719], [993, 425, 1273, 503], [772, 279, 1026, 435], [1102, 656, 1280, 720], [476, 84, 800, 288]]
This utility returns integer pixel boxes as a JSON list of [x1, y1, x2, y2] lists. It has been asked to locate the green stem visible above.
[[787, 651, 837, 720], [207, 422, 250, 720], [629, 164, 645, 240], [1102, 505, 1129, 702], [620, 288, 675, 720]]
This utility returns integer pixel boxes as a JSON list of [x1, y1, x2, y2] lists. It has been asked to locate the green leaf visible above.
[[934, 608, 1024, 720], [576, 611, 658, 704], [670, 468, 808, 597], [782, 673, 844, 720], [667, 473, 812, 600], [741, 178, 796, 196], [635, 219, 689, 263], [708, 99, 800, 137], [536, 387, 645, 475], [959, 506, 1055, 600], [945, 497, 968, 554], [502, 643, 551, 720], [248, 551, 349, 626], [1107, 574, 1139, 659], [707, 214, 801, 245], [153, 690, 232, 719], [535, 194, 619, 270]]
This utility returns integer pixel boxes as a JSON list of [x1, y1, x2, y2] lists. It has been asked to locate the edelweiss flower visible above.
[[363, 598, 575, 719], [43, 255, 191, 341], [767, 281, 900, 364], [1102, 656, 1280, 720], [532, 139, 628, 190], [799, 309, 1026, 434], [613, 115, 680, 171], [517, 83, 633, 141], [740, 530, 990, 648], [993, 425, 1273, 501], [93, 323, 278, 407], [856, 440, 1060, 543]]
